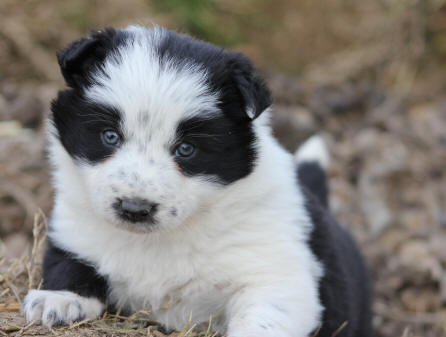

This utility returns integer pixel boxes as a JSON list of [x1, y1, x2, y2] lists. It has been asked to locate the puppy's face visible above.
[[51, 26, 271, 233]]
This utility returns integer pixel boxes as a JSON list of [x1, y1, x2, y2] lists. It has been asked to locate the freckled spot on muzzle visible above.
[[170, 208, 178, 216]]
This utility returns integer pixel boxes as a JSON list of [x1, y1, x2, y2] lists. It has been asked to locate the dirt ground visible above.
[[1, 1, 446, 336]]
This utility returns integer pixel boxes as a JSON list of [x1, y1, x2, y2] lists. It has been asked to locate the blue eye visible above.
[[102, 130, 121, 146], [175, 143, 195, 157]]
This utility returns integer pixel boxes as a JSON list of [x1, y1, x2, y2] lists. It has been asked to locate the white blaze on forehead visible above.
[[85, 25, 219, 147]]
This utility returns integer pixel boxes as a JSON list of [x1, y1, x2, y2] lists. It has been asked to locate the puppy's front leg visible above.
[[226, 284, 322, 337], [22, 239, 107, 327]]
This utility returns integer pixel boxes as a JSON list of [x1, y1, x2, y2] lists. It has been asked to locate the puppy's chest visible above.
[[97, 239, 234, 328]]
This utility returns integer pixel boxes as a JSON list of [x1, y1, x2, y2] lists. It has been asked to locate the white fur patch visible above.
[[295, 134, 330, 169], [22, 290, 104, 327]]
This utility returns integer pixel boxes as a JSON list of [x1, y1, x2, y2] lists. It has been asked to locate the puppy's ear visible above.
[[57, 28, 119, 89], [228, 53, 272, 120]]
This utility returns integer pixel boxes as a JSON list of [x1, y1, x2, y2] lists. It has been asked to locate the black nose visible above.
[[113, 198, 158, 223]]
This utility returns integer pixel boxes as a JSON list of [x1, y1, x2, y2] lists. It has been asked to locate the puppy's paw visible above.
[[22, 289, 104, 328]]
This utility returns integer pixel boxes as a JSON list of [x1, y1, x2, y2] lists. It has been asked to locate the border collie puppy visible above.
[[22, 25, 372, 337]]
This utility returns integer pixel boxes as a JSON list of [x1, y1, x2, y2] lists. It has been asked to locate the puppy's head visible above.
[[50, 26, 271, 233]]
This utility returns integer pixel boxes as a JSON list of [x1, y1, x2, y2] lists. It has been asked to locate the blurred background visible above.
[[0, 1, 445, 336]]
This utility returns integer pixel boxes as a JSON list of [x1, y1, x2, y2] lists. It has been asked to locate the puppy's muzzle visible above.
[[113, 197, 158, 223]]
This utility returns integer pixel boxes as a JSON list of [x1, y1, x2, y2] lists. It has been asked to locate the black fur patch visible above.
[[42, 238, 108, 302], [158, 30, 272, 121], [297, 161, 329, 208], [174, 115, 257, 184], [302, 187, 372, 337], [57, 28, 127, 89], [51, 90, 122, 163]]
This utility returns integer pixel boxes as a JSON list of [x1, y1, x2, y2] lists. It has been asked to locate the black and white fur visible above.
[[22, 25, 372, 337]]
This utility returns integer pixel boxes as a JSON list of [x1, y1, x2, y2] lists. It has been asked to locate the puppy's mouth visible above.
[[111, 215, 159, 233], [118, 214, 158, 226]]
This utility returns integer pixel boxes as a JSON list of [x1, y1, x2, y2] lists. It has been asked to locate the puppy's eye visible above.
[[175, 143, 195, 158], [102, 130, 121, 146]]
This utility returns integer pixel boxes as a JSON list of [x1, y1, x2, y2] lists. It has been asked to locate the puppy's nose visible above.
[[114, 197, 158, 223]]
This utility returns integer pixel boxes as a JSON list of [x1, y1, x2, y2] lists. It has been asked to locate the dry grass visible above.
[[0, 211, 46, 308]]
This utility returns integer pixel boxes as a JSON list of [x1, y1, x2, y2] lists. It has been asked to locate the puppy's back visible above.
[[296, 136, 373, 337]]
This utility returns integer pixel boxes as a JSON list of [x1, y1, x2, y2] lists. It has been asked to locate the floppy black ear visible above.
[[57, 28, 119, 89], [228, 53, 272, 120]]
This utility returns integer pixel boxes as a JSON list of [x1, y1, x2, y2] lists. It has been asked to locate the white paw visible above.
[[22, 289, 104, 327]]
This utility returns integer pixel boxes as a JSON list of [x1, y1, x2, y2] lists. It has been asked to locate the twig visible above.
[[205, 315, 213, 337], [2, 277, 21, 303], [14, 320, 38, 337], [311, 325, 322, 337], [26, 211, 47, 290], [68, 318, 93, 329], [0, 302, 21, 312], [0, 288, 10, 298], [183, 323, 197, 337], [331, 321, 348, 337]]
